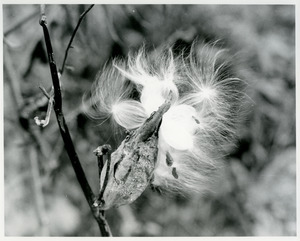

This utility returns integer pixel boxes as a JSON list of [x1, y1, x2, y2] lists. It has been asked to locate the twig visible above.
[[39, 6, 111, 236], [61, 5, 89, 52], [93, 145, 112, 202], [60, 4, 94, 75], [34, 89, 54, 127], [93, 145, 111, 194], [39, 86, 51, 99]]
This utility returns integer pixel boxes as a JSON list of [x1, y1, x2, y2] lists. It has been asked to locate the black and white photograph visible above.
[[2, 2, 297, 237]]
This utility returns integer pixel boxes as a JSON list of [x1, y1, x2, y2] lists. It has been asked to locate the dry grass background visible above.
[[3, 4, 295, 236]]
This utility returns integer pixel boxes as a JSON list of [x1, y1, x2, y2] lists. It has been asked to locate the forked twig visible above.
[[39, 5, 111, 236]]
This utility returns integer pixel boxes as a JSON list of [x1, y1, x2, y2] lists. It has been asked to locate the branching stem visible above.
[[39, 5, 111, 236]]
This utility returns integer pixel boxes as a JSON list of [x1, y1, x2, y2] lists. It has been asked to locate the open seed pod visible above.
[[98, 100, 171, 210]]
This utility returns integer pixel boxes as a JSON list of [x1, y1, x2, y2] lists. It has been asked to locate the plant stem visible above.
[[39, 5, 112, 236], [60, 4, 94, 75]]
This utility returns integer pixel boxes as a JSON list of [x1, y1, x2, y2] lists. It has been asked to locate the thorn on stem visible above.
[[39, 86, 51, 99]]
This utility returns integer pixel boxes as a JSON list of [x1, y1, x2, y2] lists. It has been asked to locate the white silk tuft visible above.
[[87, 42, 245, 194]]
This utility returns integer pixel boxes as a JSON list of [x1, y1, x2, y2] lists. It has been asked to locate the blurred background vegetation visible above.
[[3, 4, 295, 236]]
